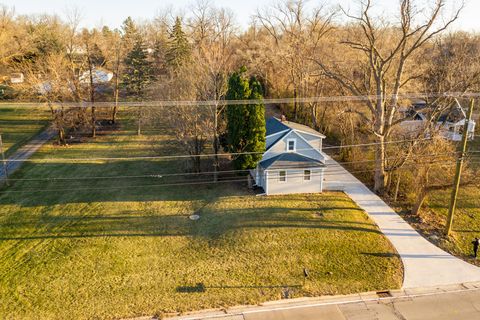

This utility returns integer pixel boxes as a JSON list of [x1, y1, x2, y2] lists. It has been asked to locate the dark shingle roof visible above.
[[266, 117, 290, 136], [259, 153, 325, 170], [266, 117, 325, 138]]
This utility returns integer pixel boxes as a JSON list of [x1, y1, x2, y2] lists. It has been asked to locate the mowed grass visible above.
[[420, 135, 480, 264], [0, 105, 51, 156], [0, 115, 402, 319]]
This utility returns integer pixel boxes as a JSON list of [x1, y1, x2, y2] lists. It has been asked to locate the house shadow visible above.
[[0, 158, 386, 243]]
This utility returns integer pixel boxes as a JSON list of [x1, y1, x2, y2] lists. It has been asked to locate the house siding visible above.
[[300, 132, 323, 151], [266, 168, 324, 195], [266, 130, 289, 149], [263, 131, 325, 162]]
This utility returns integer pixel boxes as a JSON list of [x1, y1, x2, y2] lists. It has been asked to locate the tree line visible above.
[[0, 0, 479, 213]]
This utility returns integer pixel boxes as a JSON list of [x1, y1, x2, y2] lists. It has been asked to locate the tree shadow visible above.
[[0, 206, 381, 241], [361, 252, 400, 258], [0, 160, 247, 205], [176, 282, 302, 293]]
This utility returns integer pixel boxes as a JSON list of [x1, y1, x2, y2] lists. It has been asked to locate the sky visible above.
[[2, 0, 480, 32]]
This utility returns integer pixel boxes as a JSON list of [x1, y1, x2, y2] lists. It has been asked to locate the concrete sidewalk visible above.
[[323, 156, 480, 288], [0, 127, 56, 183], [162, 282, 480, 320]]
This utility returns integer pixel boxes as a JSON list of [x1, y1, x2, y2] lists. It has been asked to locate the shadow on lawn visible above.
[[176, 282, 302, 293], [0, 207, 380, 241], [0, 160, 242, 204], [0, 161, 362, 207]]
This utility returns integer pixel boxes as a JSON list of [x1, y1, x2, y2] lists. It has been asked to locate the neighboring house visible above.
[[400, 100, 476, 141], [79, 68, 114, 85], [10, 73, 24, 84], [252, 117, 327, 195]]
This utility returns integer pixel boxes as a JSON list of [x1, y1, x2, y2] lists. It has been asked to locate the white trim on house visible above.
[[278, 170, 287, 183], [266, 129, 289, 138], [292, 129, 326, 139], [303, 170, 311, 182], [263, 130, 325, 161], [264, 171, 269, 194], [286, 139, 296, 152]]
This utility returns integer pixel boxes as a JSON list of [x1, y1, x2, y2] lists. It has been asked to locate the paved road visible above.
[[0, 127, 56, 183], [323, 156, 480, 288], [167, 283, 480, 320]]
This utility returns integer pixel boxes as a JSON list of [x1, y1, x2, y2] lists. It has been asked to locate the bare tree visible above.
[[167, 105, 213, 173], [20, 54, 78, 145], [255, 0, 335, 124], [315, 0, 464, 194], [188, 1, 237, 180]]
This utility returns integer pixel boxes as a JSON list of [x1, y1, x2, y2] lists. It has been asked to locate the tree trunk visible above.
[[112, 48, 121, 124], [137, 108, 142, 136], [91, 106, 96, 138], [293, 87, 298, 121], [394, 172, 402, 202], [213, 106, 219, 182], [112, 77, 119, 124], [412, 188, 428, 216], [59, 127, 66, 145], [374, 135, 387, 195]]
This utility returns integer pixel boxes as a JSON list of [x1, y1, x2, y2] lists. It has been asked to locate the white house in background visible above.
[[400, 100, 476, 141], [252, 117, 327, 195], [10, 73, 24, 84], [79, 68, 114, 85]]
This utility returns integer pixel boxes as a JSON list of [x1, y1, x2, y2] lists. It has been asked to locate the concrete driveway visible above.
[[323, 156, 480, 288]]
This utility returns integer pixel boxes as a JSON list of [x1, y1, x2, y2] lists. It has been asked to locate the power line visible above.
[[0, 158, 458, 195], [3, 151, 459, 182], [1, 92, 480, 108], [3, 138, 432, 163]]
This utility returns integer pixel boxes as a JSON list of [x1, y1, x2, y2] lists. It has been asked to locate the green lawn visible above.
[[0, 115, 402, 319], [0, 105, 51, 156]]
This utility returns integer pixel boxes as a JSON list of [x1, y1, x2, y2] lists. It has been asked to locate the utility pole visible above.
[[0, 134, 9, 186], [445, 98, 475, 236]]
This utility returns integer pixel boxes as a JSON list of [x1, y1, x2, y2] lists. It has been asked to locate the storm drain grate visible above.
[[377, 290, 393, 298]]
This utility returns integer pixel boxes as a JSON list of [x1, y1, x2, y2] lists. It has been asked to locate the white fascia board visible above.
[[294, 129, 326, 139], [263, 130, 325, 160], [266, 129, 290, 138]]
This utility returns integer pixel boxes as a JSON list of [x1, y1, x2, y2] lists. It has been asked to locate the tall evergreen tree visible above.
[[244, 76, 266, 168], [121, 17, 138, 51], [122, 37, 154, 98], [165, 17, 191, 70], [226, 67, 266, 170]]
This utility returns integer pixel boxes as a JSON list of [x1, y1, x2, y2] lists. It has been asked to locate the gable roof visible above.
[[281, 120, 326, 137], [266, 117, 290, 136], [266, 117, 326, 138], [259, 153, 325, 170]]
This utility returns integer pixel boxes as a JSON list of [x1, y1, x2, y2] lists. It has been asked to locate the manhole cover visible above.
[[189, 215, 200, 221]]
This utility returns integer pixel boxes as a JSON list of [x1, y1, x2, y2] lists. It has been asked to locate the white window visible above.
[[279, 171, 287, 182], [287, 139, 296, 152], [304, 170, 311, 181]]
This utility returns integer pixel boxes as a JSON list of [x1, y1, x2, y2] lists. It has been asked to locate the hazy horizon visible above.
[[1, 0, 479, 32]]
